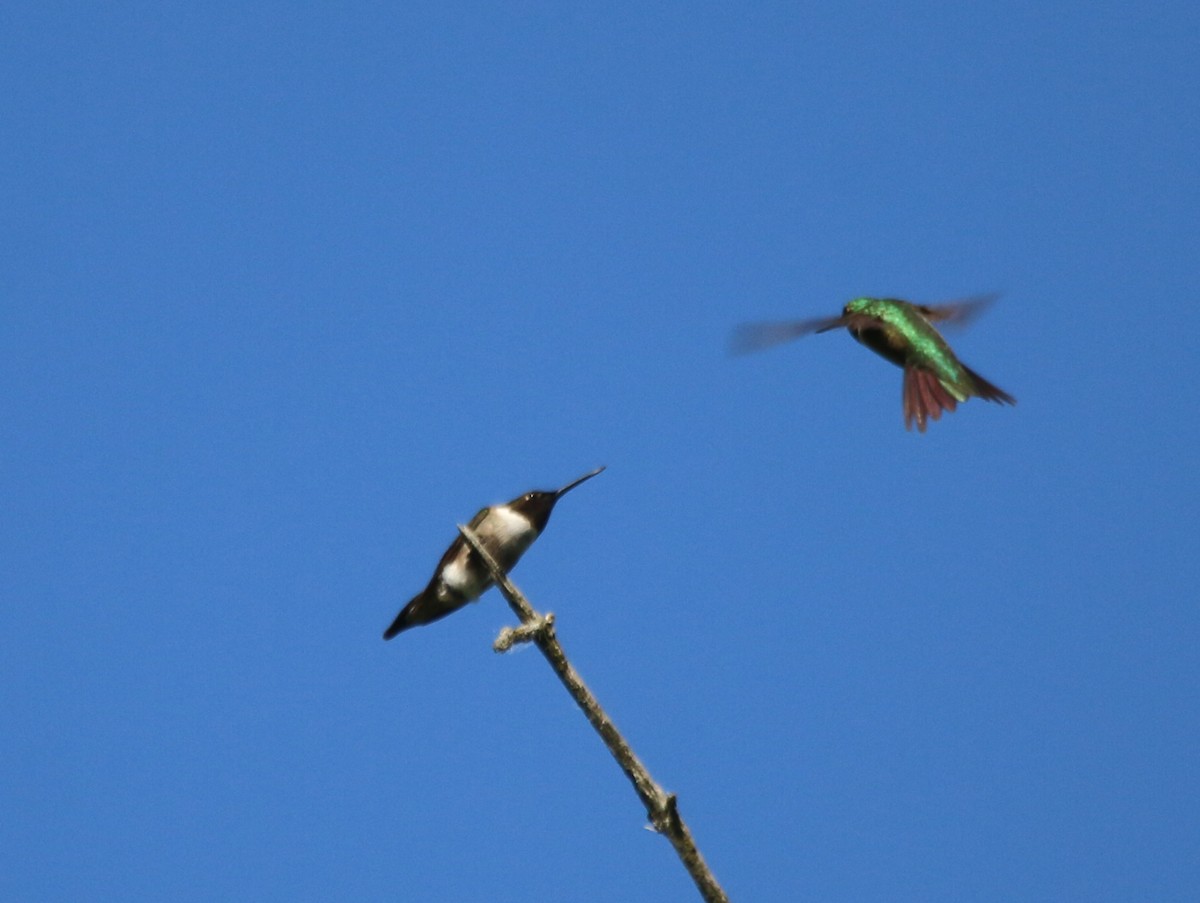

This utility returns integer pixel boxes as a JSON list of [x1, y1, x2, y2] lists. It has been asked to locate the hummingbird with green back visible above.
[[732, 295, 1015, 431], [383, 467, 605, 639]]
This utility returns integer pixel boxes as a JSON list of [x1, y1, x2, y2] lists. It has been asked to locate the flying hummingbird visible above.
[[732, 295, 1016, 432], [383, 467, 605, 640]]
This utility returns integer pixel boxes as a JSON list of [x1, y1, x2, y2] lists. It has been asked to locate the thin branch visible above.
[[458, 524, 730, 903]]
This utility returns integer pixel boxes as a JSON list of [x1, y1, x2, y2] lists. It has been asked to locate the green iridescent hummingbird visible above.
[[732, 295, 1016, 432]]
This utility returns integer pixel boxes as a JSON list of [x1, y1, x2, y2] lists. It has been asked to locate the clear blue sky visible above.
[[3, 3, 1198, 900]]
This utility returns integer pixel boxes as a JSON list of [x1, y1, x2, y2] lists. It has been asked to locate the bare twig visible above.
[[458, 523, 730, 903]]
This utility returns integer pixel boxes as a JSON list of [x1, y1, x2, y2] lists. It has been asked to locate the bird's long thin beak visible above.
[[814, 316, 851, 334], [555, 466, 606, 497]]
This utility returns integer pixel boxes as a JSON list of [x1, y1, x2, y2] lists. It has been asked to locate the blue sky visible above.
[[3, 2, 1198, 900]]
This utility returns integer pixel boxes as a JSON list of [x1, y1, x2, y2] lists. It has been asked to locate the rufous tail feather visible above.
[[903, 367, 959, 432]]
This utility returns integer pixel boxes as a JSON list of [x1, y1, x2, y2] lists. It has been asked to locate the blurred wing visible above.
[[729, 315, 848, 355], [913, 293, 1000, 330]]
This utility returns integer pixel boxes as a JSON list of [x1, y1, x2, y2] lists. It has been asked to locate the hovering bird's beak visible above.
[[555, 466, 606, 497], [814, 316, 850, 334]]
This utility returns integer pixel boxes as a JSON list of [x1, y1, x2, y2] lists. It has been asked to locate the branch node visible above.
[[493, 613, 555, 652], [647, 792, 682, 835]]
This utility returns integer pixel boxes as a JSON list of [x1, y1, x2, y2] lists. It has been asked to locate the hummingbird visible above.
[[383, 466, 605, 640], [731, 295, 1016, 431]]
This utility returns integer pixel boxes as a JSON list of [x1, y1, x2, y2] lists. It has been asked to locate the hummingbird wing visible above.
[[729, 315, 850, 355], [437, 507, 491, 570], [912, 294, 1000, 330], [381, 507, 494, 640]]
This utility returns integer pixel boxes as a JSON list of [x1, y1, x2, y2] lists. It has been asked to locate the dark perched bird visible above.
[[732, 295, 1015, 431], [383, 467, 605, 639]]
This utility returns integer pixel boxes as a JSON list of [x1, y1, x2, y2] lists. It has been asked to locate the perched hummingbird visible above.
[[383, 467, 605, 640], [732, 295, 1016, 431]]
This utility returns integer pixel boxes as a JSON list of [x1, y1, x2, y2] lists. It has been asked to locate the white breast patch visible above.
[[484, 505, 535, 544]]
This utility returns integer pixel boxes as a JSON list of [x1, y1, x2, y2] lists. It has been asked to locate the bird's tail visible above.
[[903, 364, 1016, 432], [903, 366, 959, 432], [382, 613, 409, 641], [382, 594, 422, 640]]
